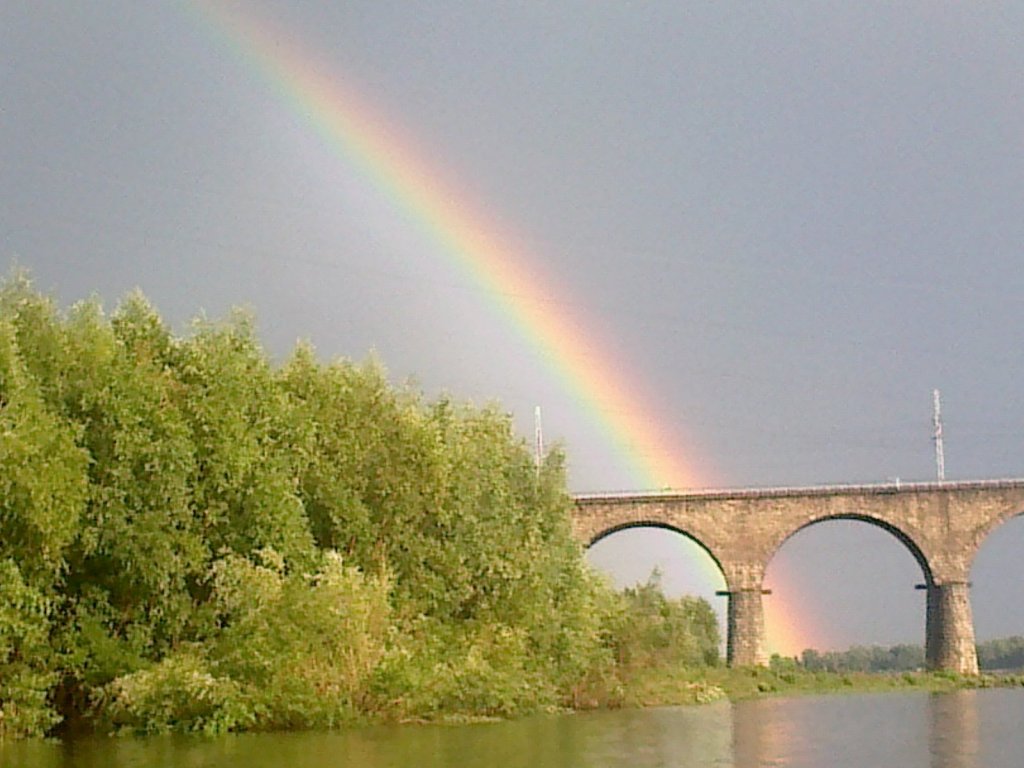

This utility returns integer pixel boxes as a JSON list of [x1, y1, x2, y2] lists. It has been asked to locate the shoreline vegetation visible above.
[[0, 274, 719, 739], [0, 273, 1020, 740], [615, 665, 1024, 712]]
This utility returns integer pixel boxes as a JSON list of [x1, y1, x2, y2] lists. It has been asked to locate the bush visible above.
[[603, 569, 720, 671], [368, 620, 559, 719], [102, 651, 254, 735], [102, 551, 392, 733], [209, 550, 391, 729]]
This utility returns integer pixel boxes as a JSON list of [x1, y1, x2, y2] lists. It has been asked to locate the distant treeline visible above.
[[0, 273, 717, 739], [778, 637, 1024, 673]]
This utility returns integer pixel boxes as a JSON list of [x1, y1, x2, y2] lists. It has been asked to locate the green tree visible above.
[[0, 312, 89, 735], [175, 313, 315, 570], [50, 298, 205, 694]]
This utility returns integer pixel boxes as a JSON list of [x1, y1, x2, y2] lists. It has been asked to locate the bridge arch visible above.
[[966, 504, 1024, 573], [766, 513, 934, 586], [586, 521, 728, 587], [970, 507, 1024, 647]]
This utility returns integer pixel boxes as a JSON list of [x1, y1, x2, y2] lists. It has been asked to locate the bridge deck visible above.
[[574, 478, 1024, 503]]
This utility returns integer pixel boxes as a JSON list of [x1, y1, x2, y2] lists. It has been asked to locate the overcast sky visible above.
[[3, 1, 1023, 653]]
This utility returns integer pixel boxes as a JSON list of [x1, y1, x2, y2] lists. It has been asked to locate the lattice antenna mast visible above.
[[933, 389, 946, 481], [534, 406, 544, 477]]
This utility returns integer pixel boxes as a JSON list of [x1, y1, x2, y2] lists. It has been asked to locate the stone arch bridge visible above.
[[572, 479, 1024, 674]]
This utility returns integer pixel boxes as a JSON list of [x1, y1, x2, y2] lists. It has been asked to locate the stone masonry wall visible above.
[[573, 480, 1024, 671]]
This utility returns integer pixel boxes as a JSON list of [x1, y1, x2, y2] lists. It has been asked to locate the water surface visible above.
[[4, 689, 1021, 767]]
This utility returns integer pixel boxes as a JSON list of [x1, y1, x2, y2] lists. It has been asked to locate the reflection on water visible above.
[[1, 688, 1019, 768], [929, 690, 980, 768], [729, 689, 990, 768], [1, 708, 733, 768]]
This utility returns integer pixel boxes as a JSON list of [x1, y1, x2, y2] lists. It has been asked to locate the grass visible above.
[[613, 664, 1024, 709]]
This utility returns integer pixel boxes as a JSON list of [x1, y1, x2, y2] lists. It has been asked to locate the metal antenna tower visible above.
[[534, 406, 544, 476], [932, 389, 945, 481]]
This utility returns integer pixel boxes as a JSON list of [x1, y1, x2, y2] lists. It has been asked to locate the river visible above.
[[3, 689, 1021, 767]]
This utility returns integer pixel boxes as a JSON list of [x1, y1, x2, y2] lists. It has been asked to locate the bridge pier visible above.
[[724, 588, 768, 667], [925, 582, 978, 675]]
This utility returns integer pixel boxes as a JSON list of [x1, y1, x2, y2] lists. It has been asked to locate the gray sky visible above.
[[3, 1, 1023, 653]]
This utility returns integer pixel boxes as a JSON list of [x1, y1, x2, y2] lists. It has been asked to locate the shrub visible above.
[[101, 652, 254, 735]]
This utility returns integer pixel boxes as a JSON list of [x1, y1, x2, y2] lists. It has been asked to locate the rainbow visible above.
[[765, 565, 823, 657], [185, 0, 709, 491], [186, 1, 815, 655]]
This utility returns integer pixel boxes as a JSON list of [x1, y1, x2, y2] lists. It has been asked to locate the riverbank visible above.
[[614, 664, 1024, 709], [393, 664, 1024, 726]]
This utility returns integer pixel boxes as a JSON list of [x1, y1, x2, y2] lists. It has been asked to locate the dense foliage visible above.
[[0, 275, 719, 738], [606, 570, 720, 670]]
